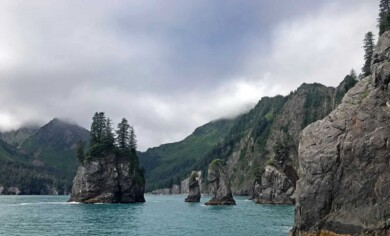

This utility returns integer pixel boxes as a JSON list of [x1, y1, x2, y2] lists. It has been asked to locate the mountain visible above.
[[140, 76, 357, 198], [0, 126, 39, 148], [0, 118, 90, 195], [292, 31, 390, 235], [21, 118, 89, 180], [139, 119, 234, 191], [0, 139, 68, 195]]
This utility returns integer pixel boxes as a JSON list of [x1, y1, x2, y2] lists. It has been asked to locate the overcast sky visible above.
[[0, 0, 378, 150]]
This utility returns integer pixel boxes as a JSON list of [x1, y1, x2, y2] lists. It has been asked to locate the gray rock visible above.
[[185, 171, 201, 202], [180, 178, 189, 194], [292, 31, 390, 236], [205, 160, 235, 205], [69, 154, 145, 204], [253, 165, 295, 205], [5, 187, 21, 195], [0, 186, 3, 195]]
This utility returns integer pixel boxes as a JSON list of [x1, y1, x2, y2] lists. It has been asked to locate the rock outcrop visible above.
[[185, 171, 201, 202], [292, 31, 390, 236], [253, 165, 295, 204], [3, 187, 21, 195], [205, 160, 235, 205], [69, 154, 145, 204]]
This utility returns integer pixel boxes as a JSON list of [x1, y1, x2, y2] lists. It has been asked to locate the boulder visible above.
[[205, 160, 235, 205], [185, 171, 201, 202]]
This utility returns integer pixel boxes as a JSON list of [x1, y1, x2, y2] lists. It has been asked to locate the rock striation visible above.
[[205, 160, 235, 205], [69, 154, 145, 204], [185, 171, 201, 202], [292, 31, 390, 236]]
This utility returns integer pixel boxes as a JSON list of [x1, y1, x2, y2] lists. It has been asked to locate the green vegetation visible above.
[[379, 0, 390, 36], [301, 84, 334, 128], [266, 158, 275, 167], [335, 72, 358, 105], [362, 32, 375, 77], [139, 119, 234, 191], [82, 112, 144, 186], [210, 159, 222, 167], [85, 112, 138, 160], [0, 139, 69, 194], [0, 159, 68, 194], [20, 118, 89, 182]]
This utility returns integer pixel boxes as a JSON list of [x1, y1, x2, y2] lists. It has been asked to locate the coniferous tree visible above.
[[349, 69, 357, 80], [90, 112, 107, 145], [102, 118, 115, 149], [90, 112, 100, 146], [76, 140, 85, 163], [116, 118, 130, 150], [362, 32, 375, 77], [129, 125, 137, 152], [96, 112, 107, 143], [379, 0, 390, 35]]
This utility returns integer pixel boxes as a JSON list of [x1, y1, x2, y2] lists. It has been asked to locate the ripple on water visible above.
[[0, 195, 294, 236]]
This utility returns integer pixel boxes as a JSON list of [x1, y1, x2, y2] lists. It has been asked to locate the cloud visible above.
[[0, 0, 378, 150]]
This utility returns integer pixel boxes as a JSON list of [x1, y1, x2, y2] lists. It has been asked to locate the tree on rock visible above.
[[89, 112, 108, 157], [129, 126, 137, 153], [102, 118, 115, 150], [90, 112, 107, 146], [379, 0, 390, 36], [116, 118, 130, 150], [76, 140, 85, 163], [362, 32, 375, 77]]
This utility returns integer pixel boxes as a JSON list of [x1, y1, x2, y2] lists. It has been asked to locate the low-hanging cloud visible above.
[[0, 0, 378, 150]]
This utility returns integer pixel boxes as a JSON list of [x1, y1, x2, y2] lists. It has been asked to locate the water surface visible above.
[[0, 195, 293, 236]]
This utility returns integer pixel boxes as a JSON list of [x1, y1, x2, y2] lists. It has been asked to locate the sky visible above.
[[0, 0, 378, 151]]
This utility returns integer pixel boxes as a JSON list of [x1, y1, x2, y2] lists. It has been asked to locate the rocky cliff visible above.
[[69, 153, 145, 204], [292, 31, 390, 235]]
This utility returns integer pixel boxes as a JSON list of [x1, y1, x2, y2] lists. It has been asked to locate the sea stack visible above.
[[69, 153, 145, 204], [291, 31, 390, 235], [205, 159, 235, 205], [185, 171, 201, 202], [69, 113, 145, 204]]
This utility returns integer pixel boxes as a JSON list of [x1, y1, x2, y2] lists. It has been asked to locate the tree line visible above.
[[77, 112, 138, 162]]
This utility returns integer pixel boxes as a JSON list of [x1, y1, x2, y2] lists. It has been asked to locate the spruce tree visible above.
[[90, 112, 99, 146], [102, 118, 115, 149], [76, 140, 85, 163], [379, 0, 390, 35], [116, 118, 130, 150], [362, 32, 375, 77], [90, 112, 107, 145], [349, 69, 357, 80], [129, 125, 137, 152]]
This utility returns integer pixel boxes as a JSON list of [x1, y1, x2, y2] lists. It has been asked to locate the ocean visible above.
[[0, 195, 293, 236]]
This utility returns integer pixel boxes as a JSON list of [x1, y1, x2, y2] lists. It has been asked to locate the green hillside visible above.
[[21, 118, 89, 181], [139, 119, 234, 191]]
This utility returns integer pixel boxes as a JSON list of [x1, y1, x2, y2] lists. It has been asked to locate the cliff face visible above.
[[292, 32, 390, 235], [70, 154, 145, 203], [249, 83, 337, 203]]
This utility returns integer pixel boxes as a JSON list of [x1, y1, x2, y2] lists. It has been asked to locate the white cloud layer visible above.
[[0, 0, 378, 150]]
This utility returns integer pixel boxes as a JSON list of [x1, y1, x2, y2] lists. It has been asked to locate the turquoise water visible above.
[[0, 195, 293, 236]]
